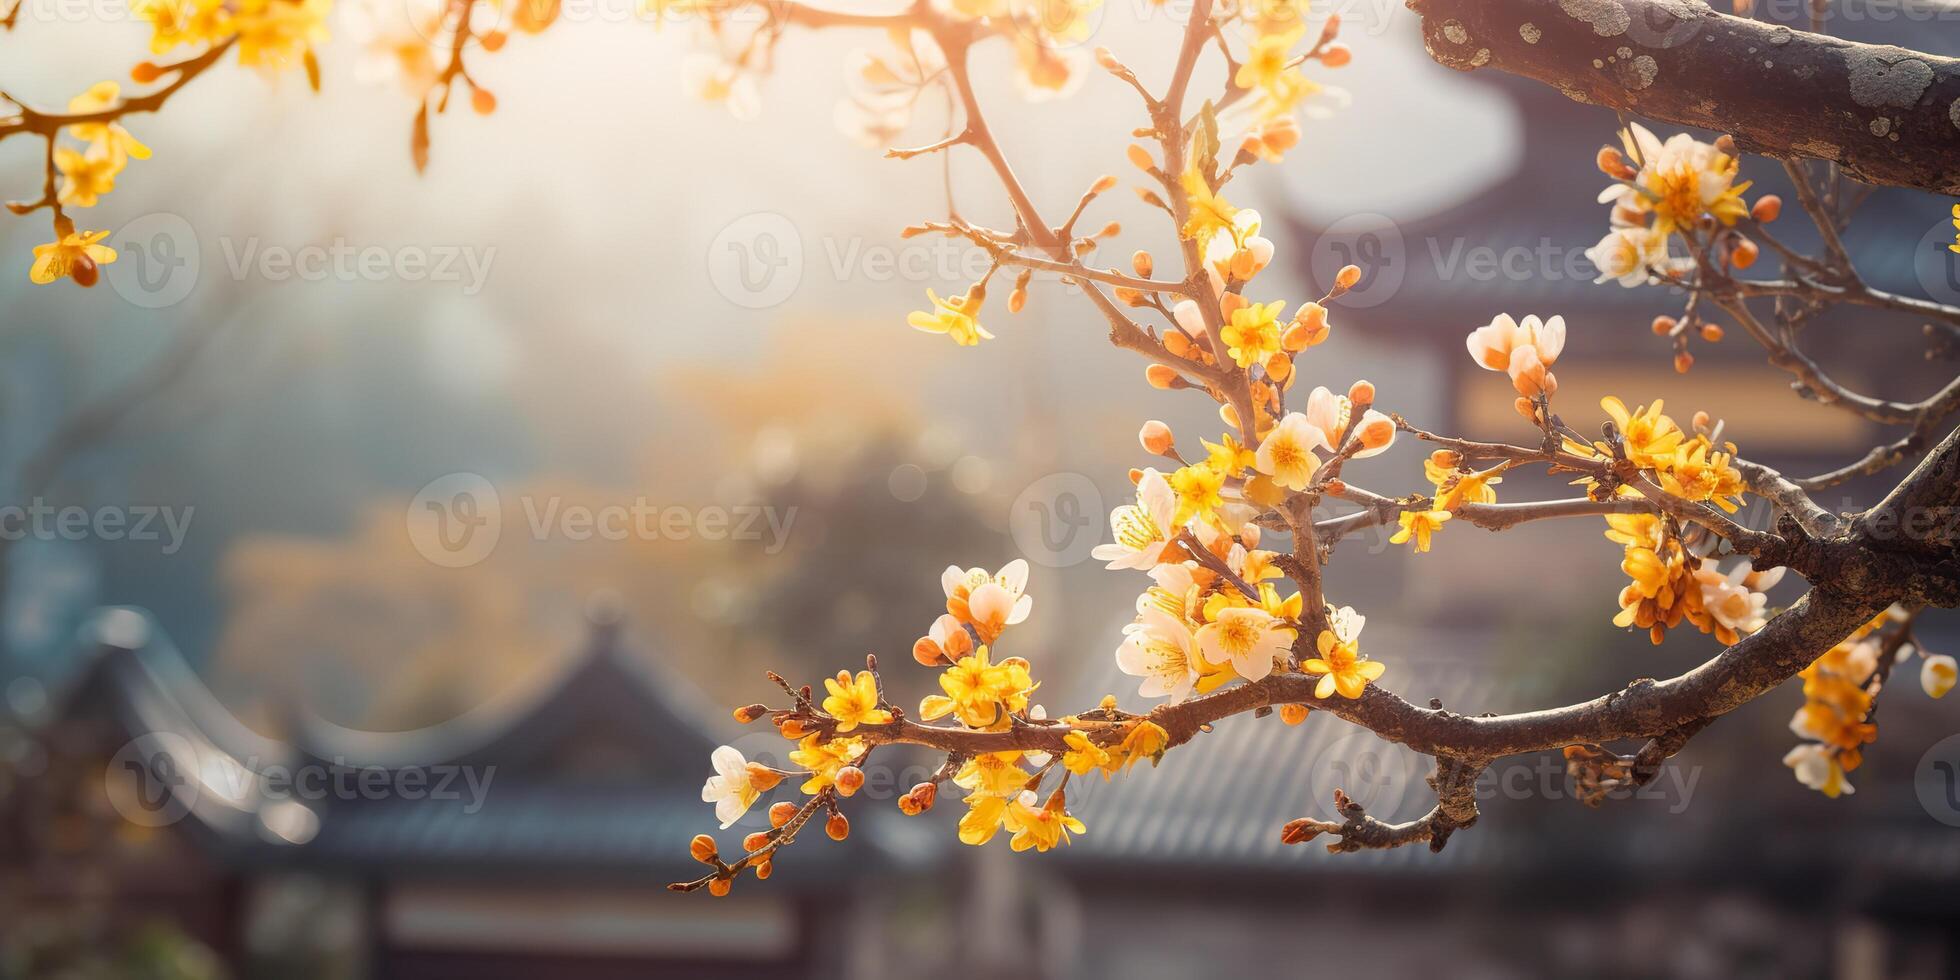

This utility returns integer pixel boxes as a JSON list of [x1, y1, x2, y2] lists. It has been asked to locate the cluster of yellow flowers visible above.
[[1566, 396, 1748, 513], [27, 82, 150, 286], [1783, 610, 1955, 797], [1586, 123, 1759, 288]]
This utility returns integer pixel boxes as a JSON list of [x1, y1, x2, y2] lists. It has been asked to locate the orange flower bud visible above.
[[754, 859, 773, 880], [1146, 364, 1180, 389], [1127, 144, 1155, 171], [899, 781, 938, 815], [1320, 43, 1351, 67], [1751, 195, 1781, 223], [480, 30, 507, 51], [1279, 703, 1310, 725], [1691, 410, 1712, 432], [1265, 353, 1293, 383], [1091, 174, 1118, 195], [1284, 302, 1329, 351], [1429, 449, 1461, 469], [778, 718, 808, 739], [1321, 478, 1346, 497], [708, 877, 732, 897], [1347, 379, 1375, 406], [1280, 818, 1322, 845], [1714, 133, 1738, 156], [835, 766, 865, 798], [130, 61, 163, 84], [826, 812, 850, 841], [690, 834, 719, 864], [1132, 250, 1154, 278], [1163, 330, 1192, 357], [1140, 420, 1175, 455], [1731, 237, 1759, 269], [1514, 397, 1538, 423], [769, 801, 798, 827], [1115, 287, 1144, 306], [1008, 287, 1027, 314], [1699, 322, 1724, 343], [1334, 264, 1362, 290], [742, 831, 771, 852], [471, 87, 497, 115], [733, 703, 767, 724], [1220, 403, 1241, 429], [1095, 46, 1119, 70], [1128, 467, 1145, 484], [1674, 350, 1695, 374]]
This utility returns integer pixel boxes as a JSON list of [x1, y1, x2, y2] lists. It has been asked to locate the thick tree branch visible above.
[[1409, 0, 1960, 193]]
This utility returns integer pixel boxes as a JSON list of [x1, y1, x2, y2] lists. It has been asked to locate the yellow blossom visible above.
[[1390, 509, 1450, 553], [1004, 789, 1085, 852], [233, 0, 331, 72], [1109, 719, 1170, 772], [1179, 165, 1238, 244], [29, 228, 116, 286], [1060, 731, 1111, 775], [133, 0, 235, 53], [953, 751, 1031, 797], [788, 733, 867, 794], [820, 669, 892, 732], [908, 287, 993, 346], [64, 83, 152, 163], [1168, 462, 1225, 526], [1301, 607, 1382, 699], [53, 147, 123, 208], [918, 645, 1036, 729], [1221, 299, 1285, 369]]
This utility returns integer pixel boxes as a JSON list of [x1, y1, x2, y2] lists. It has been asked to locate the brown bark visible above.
[[1408, 0, 1960, 194]]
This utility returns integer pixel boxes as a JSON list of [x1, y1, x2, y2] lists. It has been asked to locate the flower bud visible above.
[[778, 718, 808, 739], [1730, 237, 1759, 270], [1699, 322, 1724, 343], [1280, 818, 1322, 845], [1279, 703, 1309, 725], [1095, 46, 1119, 70], [733, 703, 768, 724], [825, 812, 850, 841], [899, 781, 937, 815], [1132, 250, 1154, 278], [1008, 286, 1027, 314], [1674, 350, 1694, 374], [1146, 364, 1180, 389], [1514, 397, 1538, 423], [1429, 449, 1461, 469], [1691, 410, 1712, 432], [754, 859, 774, 880], [471, 87, 497, 115], [1115, 287, 1145, 306], [769, 801, 798, 827], [1356, 415, 1394, 450], [1347, 379, 1375, 406], [743, 831, 771, 852], [480, 30, 507, 51], [1220, 403, 1240, 429], [1651, 315, 1677, 336], [1320, 43, 1351, 67], [834, 765, 865, 798], [131, 61, 163, 84], [1127, 144, 1155, 171], [1264, 353, 1293, 384], [1163, 330, 1192, 357], [1091, 174, 1118, 195], [1139, 420, 1175, 455], [1284, 302, 1329, 351], [1322, 478, 1346, 496], [690, 834, 719, 864], [1334, 264, 1362, 290], [913, 637, 947, 667], [708, 878, 732, 897], [1714, 133, 1738, 156], [1751, 195, 1781, 223]]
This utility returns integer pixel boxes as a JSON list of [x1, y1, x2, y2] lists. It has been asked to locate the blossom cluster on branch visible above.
[[6, 0, 1959, 899]]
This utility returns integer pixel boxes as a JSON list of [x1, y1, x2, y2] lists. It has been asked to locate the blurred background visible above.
[[2, 0, 1959, 976]]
